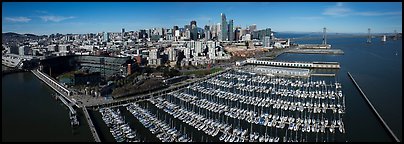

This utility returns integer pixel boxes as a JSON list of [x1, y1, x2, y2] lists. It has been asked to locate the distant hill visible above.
[[2, 32, 46, 45]]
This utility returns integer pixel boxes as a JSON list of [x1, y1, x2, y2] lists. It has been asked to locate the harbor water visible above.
[[2, 36, 401, 142]]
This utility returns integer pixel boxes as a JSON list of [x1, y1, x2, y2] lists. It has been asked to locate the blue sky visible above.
[[2, 2, 402, 35]]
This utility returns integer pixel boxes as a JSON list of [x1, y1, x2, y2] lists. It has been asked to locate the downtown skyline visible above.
[[2, 2, 402, 35]]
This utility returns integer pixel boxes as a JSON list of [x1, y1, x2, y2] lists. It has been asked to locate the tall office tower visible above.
[[228, 19, 234, 41], [235, 27, 241, 41], [204, 25, 211, 40], [261, 28, 271, 41], [216, 23, 221, 40], [221, 13, 228, 41], [147, 29, 151, 38], [173, 25, 179, 31], [122, 28, 125, 37], [103, 32, 109, 42], [210, 24, 216, 38], [190, 20, 198, 40], [249, 24, 257, 33]]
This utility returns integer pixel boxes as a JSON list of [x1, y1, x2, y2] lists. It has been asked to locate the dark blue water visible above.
[[276, 36, 402, 142], [2, 69, 93, 142]]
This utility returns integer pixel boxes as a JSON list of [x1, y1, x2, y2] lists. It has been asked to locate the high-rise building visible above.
[[216, 23, 221, 40], [185, 29, 191, 40], [235, 27, 241, 41], [221, 13, 228, 41], [103, 32, 109, 42], [249, 24, 257, 33], [18, 46, 30, 56], [190, 20, 197, 40], [228, 19, 234, 41], [263, 36, 271, 48], [204, 25, 211, 40], [168, 47, 177, 62]]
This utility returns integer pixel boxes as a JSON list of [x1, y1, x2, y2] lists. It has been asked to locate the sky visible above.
[[2, 2, 402, 35]]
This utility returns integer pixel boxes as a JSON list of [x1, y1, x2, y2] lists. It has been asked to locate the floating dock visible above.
[[348, 72, 400, 142]]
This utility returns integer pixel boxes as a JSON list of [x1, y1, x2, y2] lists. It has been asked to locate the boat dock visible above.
[[55, 94, 76, 115], [82, 107, 101, 142], [348, 72, 400, 142], [246, 58, 340, 69], [298, 44, 331, 49], [286, 49, 344, 55], [310, 73, 336, 77]]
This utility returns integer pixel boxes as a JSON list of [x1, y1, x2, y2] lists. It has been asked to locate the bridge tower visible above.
[[367, 28, 372, 43], [322, 27, 327, 45], [394, 30, 398, 40]]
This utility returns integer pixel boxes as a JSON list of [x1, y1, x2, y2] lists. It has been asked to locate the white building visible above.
[[19, 46, 30, 56], [148, 48, 161, 66], [263, 36, 271, 48], [58, 44, 71, 52], [168, 47, 177, 62]]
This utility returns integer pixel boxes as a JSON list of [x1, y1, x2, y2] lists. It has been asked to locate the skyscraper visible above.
[[216, 23, 221, 40], [221, 13, 228, 41], [249, 24, 257, 33], [103, 32, 108, 42], [228, 19, 234, 41], [235, 27, 241, 41], [190, 20, 197, 40], [204, 25, 211, 40]]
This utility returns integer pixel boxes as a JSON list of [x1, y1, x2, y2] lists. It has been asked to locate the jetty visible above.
[[348, 72, 400, 142]]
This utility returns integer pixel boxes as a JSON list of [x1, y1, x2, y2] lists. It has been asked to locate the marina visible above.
[[93, 68, 347, 142]]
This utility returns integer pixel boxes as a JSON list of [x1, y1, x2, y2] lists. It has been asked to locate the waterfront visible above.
[[2, 67, 93, 142], [2, 36, 402, 142]]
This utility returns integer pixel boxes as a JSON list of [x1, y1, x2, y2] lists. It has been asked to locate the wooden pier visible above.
[[82, 107, 101, 142], [348, 72, 400, 142]]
